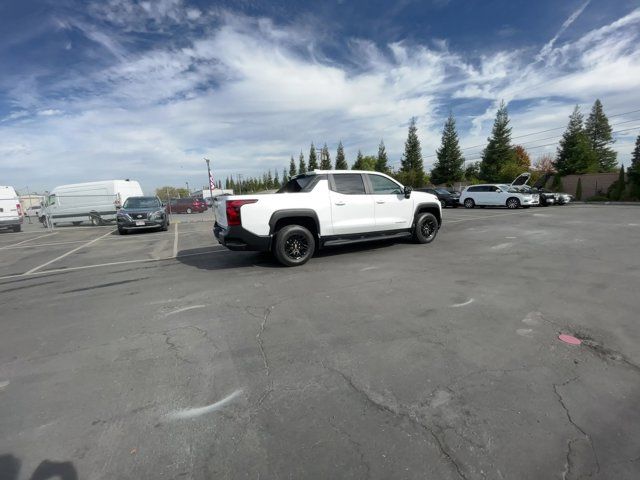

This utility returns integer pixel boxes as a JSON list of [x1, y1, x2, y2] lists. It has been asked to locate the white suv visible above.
[[460, 173, 539, 209]]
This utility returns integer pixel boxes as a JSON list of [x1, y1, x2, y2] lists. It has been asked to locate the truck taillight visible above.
[[226, 199, 257, 226], [16, 204, 23, 216]]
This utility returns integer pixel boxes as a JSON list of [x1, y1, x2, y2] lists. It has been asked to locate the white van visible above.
[[41, 180, 143, 226], [0, 186, 23, 232]]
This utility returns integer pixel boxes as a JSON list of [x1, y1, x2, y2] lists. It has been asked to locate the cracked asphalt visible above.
[[1, 206, 639, 479]]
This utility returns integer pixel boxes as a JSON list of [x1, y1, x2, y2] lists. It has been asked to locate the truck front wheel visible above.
[[274, 225, 315, 267], [413, 212, 438, 244]]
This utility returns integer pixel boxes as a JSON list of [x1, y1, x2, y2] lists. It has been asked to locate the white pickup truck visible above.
[[213, 170, 442, 266]]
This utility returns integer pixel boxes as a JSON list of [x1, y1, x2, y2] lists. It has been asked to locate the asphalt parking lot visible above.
[[1, 206, 639, 480]]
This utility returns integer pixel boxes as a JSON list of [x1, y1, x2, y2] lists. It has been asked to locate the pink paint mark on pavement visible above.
[[559, 334, 582, 345]]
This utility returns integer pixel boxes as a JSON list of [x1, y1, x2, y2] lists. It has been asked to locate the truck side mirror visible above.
[[404, 186, 412, 199]]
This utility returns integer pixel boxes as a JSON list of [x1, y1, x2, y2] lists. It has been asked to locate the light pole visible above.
[[185, 181, 189, 195], [204, 158, 214, 202]]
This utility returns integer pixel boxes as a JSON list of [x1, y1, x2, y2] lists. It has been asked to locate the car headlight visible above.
[[149, 210, 165, 220], [117, 211, 132, 221]]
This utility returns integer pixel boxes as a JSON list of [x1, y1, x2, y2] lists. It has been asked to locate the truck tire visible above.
[[413, 212, 438, 244], [274, 224, 315, 267]]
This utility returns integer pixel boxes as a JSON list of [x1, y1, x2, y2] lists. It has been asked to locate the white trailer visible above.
[[41, 180, 143, 226]]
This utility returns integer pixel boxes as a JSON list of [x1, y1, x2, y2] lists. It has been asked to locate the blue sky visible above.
[[1, 0, 639, 193]]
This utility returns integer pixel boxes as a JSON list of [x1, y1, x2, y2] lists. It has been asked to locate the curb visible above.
[[571, 201, 640, 206]]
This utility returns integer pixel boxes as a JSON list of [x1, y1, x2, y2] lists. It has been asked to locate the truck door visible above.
[[329, 174, 375, 235]]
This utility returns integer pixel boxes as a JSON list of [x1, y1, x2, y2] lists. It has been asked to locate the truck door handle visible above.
[[376, 201, 385, 204], [335, 201, 346, 206]]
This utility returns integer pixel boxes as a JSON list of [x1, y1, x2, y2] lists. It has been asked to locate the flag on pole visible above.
[[209, 170, 215, 191]]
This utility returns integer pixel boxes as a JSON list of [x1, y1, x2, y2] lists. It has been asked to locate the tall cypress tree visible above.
[[431, 112, 465, 185], [400, 117, 426, 186], [335, 141, 348, 169], [289, 156, 297, 178], [282, 168, 288, 184], [274, 169, 280, 188], [585, 99, 617, 172], [298, 151, 307, 174], [554, 106, 598, 175], [308, 143, 318, 170], [628, 133, 640, 188], [320, 143, 332, 169], [375, 140, 389, 173], [352, 150, 364, 169], [480, 100, 515, 182]]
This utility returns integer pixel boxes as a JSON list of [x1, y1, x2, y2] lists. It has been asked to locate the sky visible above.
[[1, 0, 640, 194]]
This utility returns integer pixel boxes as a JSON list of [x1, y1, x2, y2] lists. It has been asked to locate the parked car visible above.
[[25, 204, 42, 218], [528, 173, 573, 205], [460, 173, 539, 209], [0, 185, 23, 232], [213, 170, 442, 266], [416, 187, 460, 207], [168, 197, 207, 214], [41, 180, 143, 226], [116, 196, 169, 234]]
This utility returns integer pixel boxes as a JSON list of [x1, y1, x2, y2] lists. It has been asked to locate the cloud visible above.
[[1, 2, 639, 192], [537, 0, 591, 61]]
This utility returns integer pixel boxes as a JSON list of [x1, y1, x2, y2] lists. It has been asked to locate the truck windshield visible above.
[[123, 197, 161, 208], [277, 175, 317, 193]]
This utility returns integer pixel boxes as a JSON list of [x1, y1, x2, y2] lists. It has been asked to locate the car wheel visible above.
[[413, 212, 438, 244], [13, 225, 21, 233], [506, 197, 521, 209], [118, 227, 127, 235], [161, 221, 169, 231], [440, 200, 446, 208], [186, 208, 192, 214], [274, 224, 315, 267], [463, 198, 475, 209]]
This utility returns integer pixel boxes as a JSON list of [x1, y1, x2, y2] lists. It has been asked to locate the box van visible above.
[[0, 186, 23, 232], [41, 180, 143, 226]]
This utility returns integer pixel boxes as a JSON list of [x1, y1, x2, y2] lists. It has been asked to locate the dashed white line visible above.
[[24, 230, 114, 275]]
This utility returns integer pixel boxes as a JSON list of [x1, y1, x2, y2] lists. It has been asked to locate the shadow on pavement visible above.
[[0, 455, 78, 480]]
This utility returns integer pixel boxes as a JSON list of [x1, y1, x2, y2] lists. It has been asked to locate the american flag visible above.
[[209, 170, 215, 190]]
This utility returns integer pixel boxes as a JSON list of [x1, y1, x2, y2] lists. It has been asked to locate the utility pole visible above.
[[185, 181, 189, 195], [204, 158, 214, 202]]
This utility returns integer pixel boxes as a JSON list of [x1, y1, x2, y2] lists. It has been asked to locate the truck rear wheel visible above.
[[274, 225, 315, 267]]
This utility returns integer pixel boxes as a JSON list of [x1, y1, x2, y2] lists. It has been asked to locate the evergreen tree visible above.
[[289, 156, 297, 178], [298, 151, 307, 174], [352, 150, 364, 169], [399, 117, 426, 186], [274, 169, 280, 188], [480, 100, 515, 181], [628, 133, 640, 188], [585, 99, 617, 172], [335, 141, 348, 169], [320, 143, 332, 169], [267, 170, 274, 190], [431, 113, 465, 185], [282, 168, 288, 184], [375, 140, 389, 173], [608, 165, 625, 200], [464, 162, 480, 181], [308, 143, 318, 170], [554, 106, 598, 175]]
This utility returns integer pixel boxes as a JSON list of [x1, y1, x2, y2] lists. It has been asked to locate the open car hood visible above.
[[510, 172, 531, 187], [533, 173, 553, 189]]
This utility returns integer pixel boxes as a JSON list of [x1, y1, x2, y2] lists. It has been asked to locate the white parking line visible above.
[[24, 230, 114, 275], [0, 248, 228, 282], [446, 212, 525, 224], [0, 240, 90, 250], [0, 232, 56, 250], [173, 223, 179, 258]]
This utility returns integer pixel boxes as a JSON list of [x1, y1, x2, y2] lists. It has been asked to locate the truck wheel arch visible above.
[[269, 210, 320, 237], [413, 203, 442, 227]]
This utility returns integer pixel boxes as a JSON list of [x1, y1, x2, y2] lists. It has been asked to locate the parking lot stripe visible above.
[[0, 239, 90, 250], [0, 248, 228, 282], [24, 230, 115, 275], [0, 232, 56, 249], [445, 211, 527, 224], [173, 223, 179, 258]]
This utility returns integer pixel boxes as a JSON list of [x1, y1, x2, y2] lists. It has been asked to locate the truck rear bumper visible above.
[[0, 217, 22, 227], [214, 223, 271, 251]]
